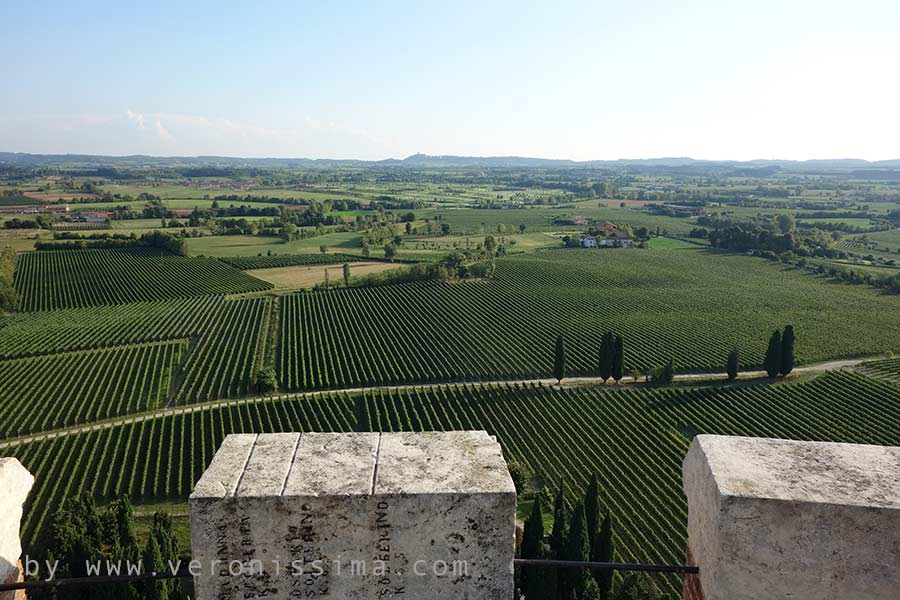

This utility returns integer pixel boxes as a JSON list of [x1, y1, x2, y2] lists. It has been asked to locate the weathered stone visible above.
[[0, 458, 34, 600], [190, 431, 515, 599], [683, 435, 900, 600]]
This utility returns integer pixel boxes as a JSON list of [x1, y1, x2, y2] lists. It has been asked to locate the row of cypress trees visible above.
[[553, 333, 625, 384], [521, 476, 668, 599], [33, 493, 185, 600], [764, 325, 795, 378]]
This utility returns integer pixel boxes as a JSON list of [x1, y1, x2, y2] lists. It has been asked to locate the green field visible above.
[[186, 231, 364, 257], [277, 248, 900, 390], [14, 249, 272, 311]]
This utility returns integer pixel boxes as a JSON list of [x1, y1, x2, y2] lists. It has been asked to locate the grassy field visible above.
[[247, 262, 403, 288], [186, 232, 364, 257]]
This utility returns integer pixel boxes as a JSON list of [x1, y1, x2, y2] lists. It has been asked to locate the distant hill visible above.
[[1, 151, 899, 172]]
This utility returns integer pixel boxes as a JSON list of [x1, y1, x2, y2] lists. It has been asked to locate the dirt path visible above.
[[0, 358, 868, 450]]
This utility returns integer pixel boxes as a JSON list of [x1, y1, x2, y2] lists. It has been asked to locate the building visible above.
[[579, 235, 598, 248]]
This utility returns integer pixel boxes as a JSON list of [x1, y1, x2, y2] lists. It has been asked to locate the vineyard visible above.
[[0, 296, 274, 426], [858, 357, 900, 384], [220, 253, 365, 270], [277, 249, 900, 390], [14, 249, 272, 311], [0, 340, 185, 438], [2, 370, 898, 596]]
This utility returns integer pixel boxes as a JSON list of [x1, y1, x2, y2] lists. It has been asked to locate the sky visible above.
[[2, 0, 899, 161]]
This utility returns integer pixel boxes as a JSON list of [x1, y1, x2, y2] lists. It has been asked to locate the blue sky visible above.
[[2, 0, 898, 160]]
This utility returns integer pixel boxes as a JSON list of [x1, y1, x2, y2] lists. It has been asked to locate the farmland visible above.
[[2, 158, 900, 598], [278, 249, 900, 390], [2, 370, 898, 596], [14, 249, 271, 311]]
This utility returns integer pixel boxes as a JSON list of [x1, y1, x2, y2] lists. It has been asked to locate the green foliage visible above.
[[550, 479, 568, 560], [554, 335, 566, 382], [255, 367, 278, 394], [220, 253, 363, 270], [599, 333, 614, 382], [780, 325, 795, 376], [765, 330, 782, 378], [612, 336, 624, 383], [726, 348, 740, 381], [593, 514, 614, 599], [508, 458, 534, 495], [651, 360, 674, 385]]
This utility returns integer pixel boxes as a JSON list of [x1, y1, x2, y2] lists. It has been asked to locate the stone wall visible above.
[[683, 435, 900, 600], [190, 431, 516, 600], [0, 459, 34, 600]]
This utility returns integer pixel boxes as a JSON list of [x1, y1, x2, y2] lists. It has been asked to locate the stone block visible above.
[[190, 431, 516, 599], [683, 435, 900, 600], [0, 458, 34, 600]]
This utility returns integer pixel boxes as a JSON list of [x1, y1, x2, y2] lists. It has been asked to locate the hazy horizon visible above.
[[3, 150, 900, 164], [3, 0, 899, 161]]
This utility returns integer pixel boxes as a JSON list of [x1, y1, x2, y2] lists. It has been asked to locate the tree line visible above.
[[554, 327, 797, 386], [32, 493, 185, 600]]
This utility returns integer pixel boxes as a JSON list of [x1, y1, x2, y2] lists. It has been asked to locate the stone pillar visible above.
[[683, 435, 900, 600], [190, 431, 516, 599], [0, 458, 34, 600]]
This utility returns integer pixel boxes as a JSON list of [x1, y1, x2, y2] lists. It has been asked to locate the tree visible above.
[[612, 336, 624, 383], [550, 479, 568, 559], [592, 513, 614, 598], [383, 243, 397, 261], [143, 535, 166, 600], [441, 223, 451, 235], [507, 459, 533, 495], [775, 213, 796, 234], [522, 494, 557, 600], [554, 335, 566, 383], [598, 333, 614, 383], [255, 367, 278, 394], [765, 330, 782, 378], [727, 348, 740, 381], [565, 501, 603, 600], [519, 223, 527, 233], [319, 244, 328, 254], [342, 263, 351, 287], [584, 475, 600, 555], [652, 360, 674, 385], [780, 325, 795, 376]]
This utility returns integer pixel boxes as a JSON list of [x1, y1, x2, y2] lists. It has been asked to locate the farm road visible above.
[[0, 358, 867, 450]]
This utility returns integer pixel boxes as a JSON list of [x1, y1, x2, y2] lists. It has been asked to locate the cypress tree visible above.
[[554, 335, 566, 383], [143, 535, 166, 600], [550, 479, 568, 559], [564, 501, 602, 600], [780, 325, 795, 376], [523, 494, 556, 600], [727, 348, 740, 381], [612, 336, 624, 383], [765, 330, 782, 378], [599, 332, 615, 382], [592, 514, 614, 599], [584, 475, 600, 556]]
